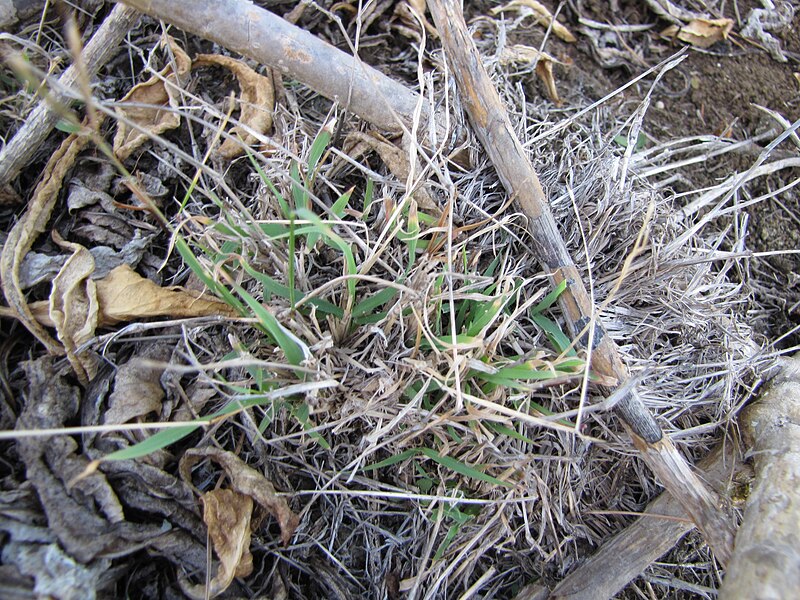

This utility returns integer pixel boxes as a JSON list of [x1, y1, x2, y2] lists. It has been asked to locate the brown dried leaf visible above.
[[17, 265, 236, 329], [95, 264, 238, 325], [113, 35, 191, 160], [48, 233, 99, 386], [394, 0, 438, 41], [342, 132, 439, 214], [104, 345, 170, 424], [16, 358, 171, 563], [490, 0, 576, 43], [193, 54, 274, 159], [180, 447, 299, 547], [500, 45, 562, 105], [0, 129, 90, 356], [661, 18, 734, 49], [187, 489, 254, 599]]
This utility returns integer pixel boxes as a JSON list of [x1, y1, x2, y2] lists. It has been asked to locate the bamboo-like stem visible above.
[[426, 0, 734, 564]]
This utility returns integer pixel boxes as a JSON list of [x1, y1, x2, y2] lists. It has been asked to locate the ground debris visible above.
[[6, 357, 208, 595]]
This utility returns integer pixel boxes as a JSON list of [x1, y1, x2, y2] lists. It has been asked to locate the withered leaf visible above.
[[104, 344, 171, 425], [16, 358, 164, 563], [193, 54, 274, 159], [113, 35, 191, 160], [499, 45, 562, 105], [95, 264, 238, 325], [661, 18, 734, 49], [48, 233, 99, 386], [180, 447, 299, 547], [342, 132, 439, 214], [393, 0, 438, 41], [187, 489, 254, 599], [0, 128, 90, 356], [18, 264, 237, 330], [491, 0, 576, 43]]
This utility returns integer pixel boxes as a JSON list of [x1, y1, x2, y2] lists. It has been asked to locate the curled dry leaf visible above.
[[192, 56, 275, 159], [490, 0, 576, 43], [95, 264, 238, 325], [394, 0, 438, 41], [500, 45, 562, 105], [10, 264, 237, 330], [113, 35, 191, 160], [183, 489, 254, 599], [48, 233, 99, 386], [180, 447, 300, 547], [341, 132, 439, 214], [104, 344, 171, 425], [661, 18, 734, 49], [0, 128, 90, 356]]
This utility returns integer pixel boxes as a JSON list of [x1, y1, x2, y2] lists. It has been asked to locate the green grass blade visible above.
[[174, 238, 245, 314], [365, 449, 419, 471], [103, 425, 199, 462], [363, 177, 375, 217], [307, 123, 332, 180], [353, 286, 397, 318], [295, 208, 356, 301], [532, 313, 575, 355], [238, 259, 344, 318], [287, 215, 297, 309], [291, 402, 330, 449], [465, 295, 509, 337], [418, 448, 513, 488], [531, 279, 568, 315], [484, 421, 534, 444], [330, 187, 353, 219], [230, 282, 307, 366], [290, 160, 308, 212]]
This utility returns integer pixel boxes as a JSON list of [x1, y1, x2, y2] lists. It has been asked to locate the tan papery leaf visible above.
[[491, 0, 576, 43], [180, 447, 300, 547], [103, 344, 170, 425], [95, 264, 238, 325], [193, 54, 275, 159], [48, 233, 98, 385], [500, 45, 562, 105], [662, 18, 734, 49], [113, 35, 191, 160]]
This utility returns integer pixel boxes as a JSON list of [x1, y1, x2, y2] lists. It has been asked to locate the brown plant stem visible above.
[[426, 0, 734, 564], [548, 444, 745, 599]]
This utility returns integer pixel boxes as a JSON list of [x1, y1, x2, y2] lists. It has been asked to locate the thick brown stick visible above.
[[426, 0, 734, 563], [114, 0, 444, 139], [549, 444, 744, 599], [720, 357, 800, 598], [0, 4, 141, 191]]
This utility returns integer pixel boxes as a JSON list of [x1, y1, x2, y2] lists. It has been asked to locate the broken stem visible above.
[[426, 0, 734, 564]]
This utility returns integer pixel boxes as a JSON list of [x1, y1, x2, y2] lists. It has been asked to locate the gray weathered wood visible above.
[[114, 0, 446, 139], [550, 444, 744, 599], [720, 356, 800, 599]]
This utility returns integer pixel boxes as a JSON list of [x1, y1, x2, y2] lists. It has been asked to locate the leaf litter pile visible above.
[[0, 1, 799, 599]]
